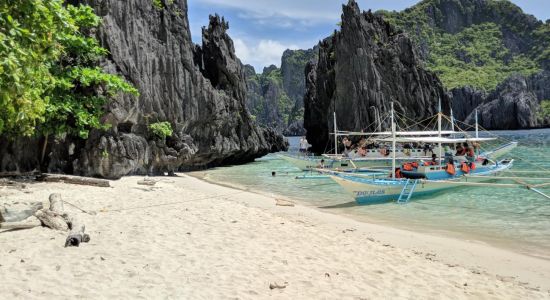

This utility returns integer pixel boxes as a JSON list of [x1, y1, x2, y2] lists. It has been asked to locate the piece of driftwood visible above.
[[35, 194, 69, 231], [0, 216, 41, 231], [35, 193, 90, 247], [275, 199, 295, 207], [1, 201, 43, 222], [0, 171, 40, 178], [39, 174, 110, 187], [137, 179, 156, 186], [65, 215, 90, 247]]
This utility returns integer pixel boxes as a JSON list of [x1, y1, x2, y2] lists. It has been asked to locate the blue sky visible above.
[[188, 0, 550, 72]]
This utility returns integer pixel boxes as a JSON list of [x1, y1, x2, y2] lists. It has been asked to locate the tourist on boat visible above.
[[342, 137, 353, 157], [472, 141, 481, 155], [423, 143, 433, 156], [466, 143, 476, 163], [444, 145, 453, 163], [455, 144, 466, 156], [431, 153, 438, 165], [299, 136, 309, 154]]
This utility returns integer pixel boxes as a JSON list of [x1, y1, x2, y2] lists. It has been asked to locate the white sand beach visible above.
[[1, 174, 550, 299]]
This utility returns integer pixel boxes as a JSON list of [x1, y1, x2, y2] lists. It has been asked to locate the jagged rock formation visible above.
[[464, 75, 538, 129], [304, 0, 451, 153], [450, 87, 486, 121], [245, 49, 317, 136], [0, 0, 287, 178], [458, 70, 550, 129]]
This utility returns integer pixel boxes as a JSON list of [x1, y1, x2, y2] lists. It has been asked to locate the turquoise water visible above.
[[200, 129, 550, 259]]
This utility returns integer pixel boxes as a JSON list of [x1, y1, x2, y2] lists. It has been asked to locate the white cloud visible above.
[[234, 39, 301, 72], [196, 0, 341, 24]]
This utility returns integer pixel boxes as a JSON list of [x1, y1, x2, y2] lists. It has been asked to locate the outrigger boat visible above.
[[325, 101, 541, 205], [280, 108, 517, 172]]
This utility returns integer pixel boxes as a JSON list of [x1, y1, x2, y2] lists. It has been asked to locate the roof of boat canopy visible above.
[[335, 130, 457, 136], [373, 137, 497, 143]]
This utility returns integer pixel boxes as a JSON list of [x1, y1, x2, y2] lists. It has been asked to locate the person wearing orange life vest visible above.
[[446, 159, 456, 175], [393, 168, 403, 179], [461, 162, 471, 173]]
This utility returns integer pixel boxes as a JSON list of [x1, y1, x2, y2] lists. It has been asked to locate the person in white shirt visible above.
[[299, 136, 309, 154]]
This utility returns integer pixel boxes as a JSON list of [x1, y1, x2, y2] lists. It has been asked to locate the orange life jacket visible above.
[[403, 163, 413, 171], [470, 162, 476, 170], [394, 168, 403, 179], [467, 148, 475, 157], [446, 163, 456, 175], [461, 162, 470, 173]]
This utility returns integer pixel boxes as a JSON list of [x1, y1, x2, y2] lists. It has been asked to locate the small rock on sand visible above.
[[269, 282, 287, 289]]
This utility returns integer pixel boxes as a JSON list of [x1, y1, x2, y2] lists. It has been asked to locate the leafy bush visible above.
[[539, 100, 550, 119], [0, 1, 138, 139], [149, 122, 173, 140], [152, 0, 163, 10]]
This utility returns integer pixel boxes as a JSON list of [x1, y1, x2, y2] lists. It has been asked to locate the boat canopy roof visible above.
[[335, 130, 457, 136], [374, 136, 497, 143]]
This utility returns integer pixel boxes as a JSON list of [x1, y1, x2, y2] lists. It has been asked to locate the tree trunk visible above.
[[41, 135, 49, 165]]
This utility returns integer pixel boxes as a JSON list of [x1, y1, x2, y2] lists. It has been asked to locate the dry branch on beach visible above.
[[34, 193, 91, 247], [39, 174, 110, 187]]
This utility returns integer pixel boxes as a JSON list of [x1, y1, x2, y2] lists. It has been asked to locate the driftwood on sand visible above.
[[0, 201, 43, 231], [137, 179, 156, 186], [35, 193, 69, 231], [0, 171, 41, 178], [0, 216, 42, 231], [39, 174, 110, 188], [34, 193, 91, 247]]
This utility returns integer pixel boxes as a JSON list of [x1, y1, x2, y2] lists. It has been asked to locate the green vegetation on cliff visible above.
[[378, 0, 549, 91], [0, 0, 137, 138], [428, 23, 539, 90]]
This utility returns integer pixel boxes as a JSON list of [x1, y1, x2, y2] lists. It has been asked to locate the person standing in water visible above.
[[299, 136, 309, 155]]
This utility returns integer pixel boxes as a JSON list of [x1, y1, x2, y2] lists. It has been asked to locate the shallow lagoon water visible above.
[[201, 129, 550, 259]]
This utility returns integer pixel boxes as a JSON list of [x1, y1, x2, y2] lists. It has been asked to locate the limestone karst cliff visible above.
[[304, 0, 451, 153], [0, 0, 287, 178], [245, 49, 317, 136], [378, 0, 550, 129]]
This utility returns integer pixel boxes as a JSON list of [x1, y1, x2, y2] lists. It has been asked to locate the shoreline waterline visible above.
[[184, 172, 550, 291], [189, 169, 550, 262]]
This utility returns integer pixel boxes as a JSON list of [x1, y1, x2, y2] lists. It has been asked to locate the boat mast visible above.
[[438, 98, 442, 165], [450, 107, 455, 132], [475, 109, 479, 138], [391, 102, 396, 179], [333, 112, 338, 156]]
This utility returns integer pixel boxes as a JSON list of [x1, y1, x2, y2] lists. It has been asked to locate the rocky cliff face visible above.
[[464, 75, 539, 129], [0, 0, 286, 178], [456, 70, 550, 129], [304, 0, 451, 153], [245, 49, 316, 136]]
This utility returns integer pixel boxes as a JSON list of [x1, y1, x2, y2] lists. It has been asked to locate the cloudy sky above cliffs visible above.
[[187, 0, 550, 72]]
